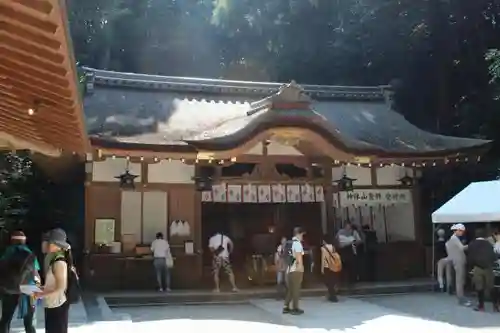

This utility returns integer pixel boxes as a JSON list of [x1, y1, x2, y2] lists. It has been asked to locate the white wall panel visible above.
[[142, 191, 168, 243], [376, 166, 414, 186], [332, 166, 371, 186], [93, 158, 142, 182], [148, 160, 195, 184], [120, 191, 142, 241]]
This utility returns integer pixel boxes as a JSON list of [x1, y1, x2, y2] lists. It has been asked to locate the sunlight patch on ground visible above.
[[119, 315, 464, 333]]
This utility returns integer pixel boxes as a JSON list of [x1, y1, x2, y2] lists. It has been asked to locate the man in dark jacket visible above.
[[468, 228, 498, 312], [362, 225, 378, 281], [0, 231, 40, 333]]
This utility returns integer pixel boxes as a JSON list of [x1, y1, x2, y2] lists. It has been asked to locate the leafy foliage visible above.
[[0, 153, 33, 231]]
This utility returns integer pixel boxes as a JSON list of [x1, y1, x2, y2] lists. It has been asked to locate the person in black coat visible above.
[[362, 225, 378, 281], [468, 228, 498, 312]]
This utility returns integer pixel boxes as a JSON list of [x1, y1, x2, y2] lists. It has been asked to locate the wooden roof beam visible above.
[[0, 124, 67, 149], [11, 0, 54, 14], [0, 0, 90, 155], [53, 0, 90, 153], [0, 44, 66, 77], [0, 65, 70, 96], [0, 2, 57, 33], [0, 122, 43, 142], [0, 20, 61, 49], [0, 104, 84, 138], [3, 77, 73, 108], [0, 131, 61, 157], [0, 33, 65, 65], [0, 120, 75, 151], [0, 93, 81, 125]]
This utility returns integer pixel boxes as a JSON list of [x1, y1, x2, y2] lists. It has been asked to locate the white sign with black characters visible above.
[[339, 189, 411, 207]]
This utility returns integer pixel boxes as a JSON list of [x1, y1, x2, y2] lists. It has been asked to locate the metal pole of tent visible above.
[[431, 223, 435, 279]]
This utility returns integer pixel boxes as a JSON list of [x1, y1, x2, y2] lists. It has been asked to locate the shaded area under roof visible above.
[[83, 68, 490, 156]]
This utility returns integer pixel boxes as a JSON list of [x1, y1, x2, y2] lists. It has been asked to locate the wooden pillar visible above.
[[412, 184, 423, 245], [322, 162, 335, 235], [83, 158, 93, 251]]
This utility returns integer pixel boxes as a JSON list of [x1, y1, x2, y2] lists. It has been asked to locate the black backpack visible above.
[[0, 247, 38, 294], [50, 251, 81, 304], [284, 239, 298, 267]]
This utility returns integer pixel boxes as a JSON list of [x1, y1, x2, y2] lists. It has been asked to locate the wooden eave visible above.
[[0, 0, 89, 157]]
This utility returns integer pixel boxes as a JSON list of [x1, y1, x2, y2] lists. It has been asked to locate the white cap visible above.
[[451, 223, 466, 231]]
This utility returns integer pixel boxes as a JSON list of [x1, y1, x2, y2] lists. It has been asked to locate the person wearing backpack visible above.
[[283, 227, 305, 315], [33, 229, 74, 333], [0, 231, 40, 333], [208, 231, 238, 292], [321, 235, 342, 302]]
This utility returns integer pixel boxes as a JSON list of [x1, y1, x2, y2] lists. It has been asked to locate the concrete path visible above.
[[7, 301, 87, 333], [104, 293, 500, 333]]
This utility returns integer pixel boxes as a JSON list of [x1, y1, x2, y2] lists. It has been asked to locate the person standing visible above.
[[283, 227, 305, 315], [321, 235, 342, 302], [274, 236, 288, 297], [467, 228, 498, 312], [446, 223, 470, 306], [435, 227, 453, 293], [436, 256, 454, 293], [34, 228, 71, 333], [0, 231, 40, 333], [150, 232, 172, 292], [208, 231, 238, 292], [336, 222, 361, 285], [361, 225, 378, 281]]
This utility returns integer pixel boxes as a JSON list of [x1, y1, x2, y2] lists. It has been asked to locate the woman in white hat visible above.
[[34, 228, 71, 333]]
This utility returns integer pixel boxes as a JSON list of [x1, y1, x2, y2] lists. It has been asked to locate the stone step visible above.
[[103, 279, 435, 307]]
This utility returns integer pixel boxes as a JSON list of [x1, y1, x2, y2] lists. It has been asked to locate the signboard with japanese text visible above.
[[338, 189, 411, 207]]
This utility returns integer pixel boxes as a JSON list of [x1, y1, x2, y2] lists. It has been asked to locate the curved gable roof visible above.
[[84, 68, 489, 158]]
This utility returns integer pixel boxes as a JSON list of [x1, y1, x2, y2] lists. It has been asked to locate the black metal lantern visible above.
[[115, 170, 138, 189], [335, 174, 356, 191], [398, 173, 414, 186], [115, 160, 138, 189], [193, 176, 213, 192]]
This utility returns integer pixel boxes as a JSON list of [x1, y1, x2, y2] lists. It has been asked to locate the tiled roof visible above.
[[84, 68, 490, 156]]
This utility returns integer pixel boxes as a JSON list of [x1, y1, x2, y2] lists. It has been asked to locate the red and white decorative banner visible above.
[[315, 185, 324, 202], [287, 185, 301, 203], [201, 191, 212, 202], [227, 185, 242, 203], [258, 185, 272, 203], [300, 184, 315, 202], [212, 184, 227, 202], [242, 184, 258, 202], [271, 184, 286, 203]]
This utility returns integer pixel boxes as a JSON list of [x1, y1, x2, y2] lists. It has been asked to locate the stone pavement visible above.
[[106, 293, 500, 333], [5, 301, 88, 333]]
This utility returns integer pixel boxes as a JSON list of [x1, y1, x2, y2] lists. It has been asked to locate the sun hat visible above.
[[451, 223, 466, 231], [47, 228, 70, 250]]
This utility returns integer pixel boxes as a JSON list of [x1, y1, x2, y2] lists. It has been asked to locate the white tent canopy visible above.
[[432, 180, 500, 223]]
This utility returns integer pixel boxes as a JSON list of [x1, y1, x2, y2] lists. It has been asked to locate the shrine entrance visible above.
[[200, 184, 324, 288]]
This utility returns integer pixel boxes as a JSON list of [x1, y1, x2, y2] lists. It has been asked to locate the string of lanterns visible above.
[[100, 154, 482, 168], [100, 152, 482, 190]]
